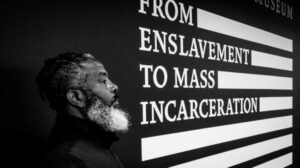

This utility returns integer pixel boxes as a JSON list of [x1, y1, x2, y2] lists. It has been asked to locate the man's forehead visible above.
[[81, 60, 103, 68], [80, 60, 108, 75]]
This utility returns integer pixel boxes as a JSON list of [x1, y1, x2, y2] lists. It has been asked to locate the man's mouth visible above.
[[111, 95, 120, 108], [112, 100, 119, 108]]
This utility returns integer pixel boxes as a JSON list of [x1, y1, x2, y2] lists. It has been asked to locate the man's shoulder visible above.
[[42, 138, 122, 168], [70, 139, 122, 168], [41, 142, 86, 168]]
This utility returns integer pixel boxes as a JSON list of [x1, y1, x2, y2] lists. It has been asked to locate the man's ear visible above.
[[66, 90, 86, 108]]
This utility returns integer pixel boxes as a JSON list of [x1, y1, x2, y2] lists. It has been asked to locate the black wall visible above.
[[0, 0, 298, 167]]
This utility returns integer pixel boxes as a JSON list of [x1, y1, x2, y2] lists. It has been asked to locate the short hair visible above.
[[36, 52, 96, 110]]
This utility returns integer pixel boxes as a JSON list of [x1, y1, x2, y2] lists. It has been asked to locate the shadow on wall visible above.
[[1, 66, 55, 168]]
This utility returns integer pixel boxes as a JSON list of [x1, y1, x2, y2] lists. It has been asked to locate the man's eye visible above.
[[98, 79, 107, 84]]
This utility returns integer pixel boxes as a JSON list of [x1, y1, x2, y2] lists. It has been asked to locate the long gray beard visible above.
[[86, 96, 130, 133]]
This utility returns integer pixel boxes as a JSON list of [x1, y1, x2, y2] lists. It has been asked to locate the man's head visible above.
[[37, 52, 130, 133]]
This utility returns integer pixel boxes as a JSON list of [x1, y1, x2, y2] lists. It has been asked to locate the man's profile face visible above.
[[80, 59, 129, 133], [82, 60, 119, 107]]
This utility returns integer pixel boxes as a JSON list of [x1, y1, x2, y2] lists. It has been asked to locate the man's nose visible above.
[[109, 80, 118, 93]]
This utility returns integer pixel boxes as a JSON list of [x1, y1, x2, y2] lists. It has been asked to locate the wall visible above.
[[0, 0, 298, 167]]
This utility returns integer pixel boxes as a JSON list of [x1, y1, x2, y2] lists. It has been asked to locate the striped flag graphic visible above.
[[139, 5, 293, 168]]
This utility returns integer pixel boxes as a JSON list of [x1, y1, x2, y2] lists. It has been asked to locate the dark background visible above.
[[0, 0, 298, 167]]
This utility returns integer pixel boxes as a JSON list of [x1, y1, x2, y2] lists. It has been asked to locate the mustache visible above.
[[114, 93, 119, 101]]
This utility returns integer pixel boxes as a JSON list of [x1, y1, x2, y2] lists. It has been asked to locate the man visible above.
[[37, 52, 130, 168]]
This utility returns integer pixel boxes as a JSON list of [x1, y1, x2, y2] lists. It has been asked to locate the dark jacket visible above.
[[41, 114, 124, 168]]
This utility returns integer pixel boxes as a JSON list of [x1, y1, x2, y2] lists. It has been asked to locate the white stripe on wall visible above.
[[260, 97, 293, 112], [197, 9, 293, 52], [218, 71, 293, 90], [141, 116, 292, 161], [253, 152, 293, 168], [170, 134, 292, 168], [251, 50, 293, 71]]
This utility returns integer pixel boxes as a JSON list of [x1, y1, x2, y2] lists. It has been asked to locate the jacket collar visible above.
[[53, 113, 119, 149]]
